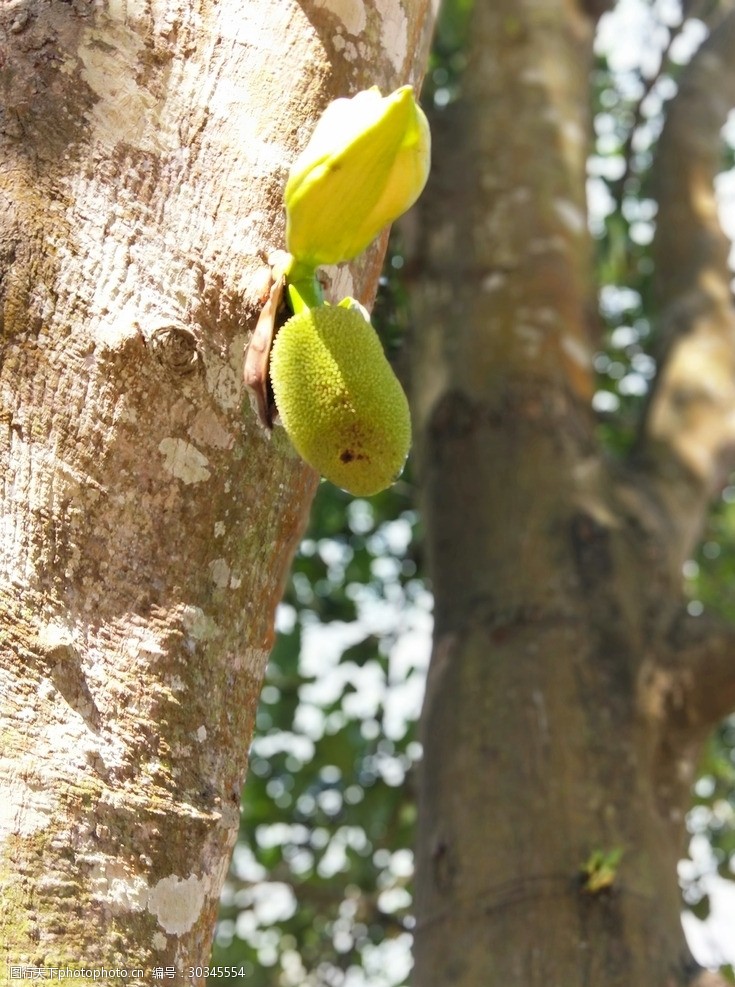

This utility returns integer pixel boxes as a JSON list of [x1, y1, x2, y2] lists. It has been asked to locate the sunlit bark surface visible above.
[[0, 0, 430, 978]]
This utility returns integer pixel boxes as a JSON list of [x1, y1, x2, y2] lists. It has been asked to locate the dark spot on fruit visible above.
[[340, 449, 367, 463]]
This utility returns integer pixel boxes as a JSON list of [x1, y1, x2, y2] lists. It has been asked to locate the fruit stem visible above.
[[284, 257, 324, 313]]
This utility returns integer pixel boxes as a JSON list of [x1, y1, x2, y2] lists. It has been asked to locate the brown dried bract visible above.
[[244, 252, 291, 429]]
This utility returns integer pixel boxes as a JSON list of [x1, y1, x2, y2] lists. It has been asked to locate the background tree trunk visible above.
[[410, 1, 735, 985], [0, 0, 431, 979]]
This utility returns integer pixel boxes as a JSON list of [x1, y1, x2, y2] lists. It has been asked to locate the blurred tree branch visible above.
[[635, 9, 735, 565], [662, 608, 735, 738]]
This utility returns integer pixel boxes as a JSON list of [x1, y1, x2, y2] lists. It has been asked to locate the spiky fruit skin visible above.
[[270, 306, 411, 496]]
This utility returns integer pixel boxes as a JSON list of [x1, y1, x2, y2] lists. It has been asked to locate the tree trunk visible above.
[[0, 0, 431, 979], [410, 2, 735, 985]]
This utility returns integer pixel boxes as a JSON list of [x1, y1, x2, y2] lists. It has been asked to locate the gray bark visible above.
[[0, 0, 431, 979]]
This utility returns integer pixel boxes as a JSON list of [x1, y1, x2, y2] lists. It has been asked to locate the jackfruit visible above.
[[269, 304, 411, 496]]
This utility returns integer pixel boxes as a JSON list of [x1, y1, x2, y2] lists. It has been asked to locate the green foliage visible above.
[[580, 847, 624, 894], [421, 0, 471, 109], [587, 4, 715, 455], [588, 44, 659, 453], [680, 451, 735, 924]]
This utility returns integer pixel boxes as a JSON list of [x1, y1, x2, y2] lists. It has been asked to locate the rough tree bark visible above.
[[0, 0, 431, 980], [411, 2, 735, 985]]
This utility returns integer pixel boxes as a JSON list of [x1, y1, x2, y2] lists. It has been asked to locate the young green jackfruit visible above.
[[269, 304, 411, 496]]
